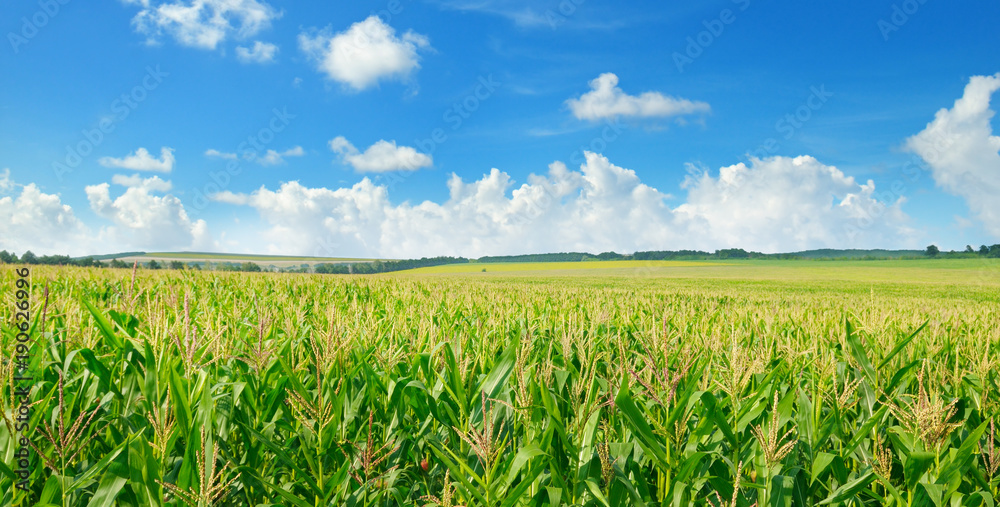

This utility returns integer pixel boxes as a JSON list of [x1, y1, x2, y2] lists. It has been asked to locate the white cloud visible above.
[[205, 149, 238, 160], [0, 168, 13, 193], [111, 173, 173, 192], [330, 136, 432, 173], [86, 182, 213, 251], [236, 40, 278, 63], [674, 155, 915, 252], [298, 16, 431, 91], [215, 152, 914, 258], [0, 170, 213, 255], [566, 73, 710, 121], [0, 182, 91, 255], [210, 190, 249, 205], [906, 73, 1000, 238], [257, 146, 305, 166], [206, 146, 303, 165], [99, 147, 175, 173], [434, 0, 551, 27], [128, 0, 281, 50]]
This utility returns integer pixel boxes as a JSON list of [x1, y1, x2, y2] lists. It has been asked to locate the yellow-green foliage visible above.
[[1, 261, 999, 506]]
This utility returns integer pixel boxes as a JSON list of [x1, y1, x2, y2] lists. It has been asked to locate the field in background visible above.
[[406, 260, 721, 274], [404, 258, 1000, 287], [1, 259, 999, 505], [111, 252, 378, 268]]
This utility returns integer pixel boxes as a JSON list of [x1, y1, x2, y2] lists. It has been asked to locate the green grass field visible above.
[[406, 260, 721, 274], [403, 258, 1000, 292], [2, 259, 999, 506], [140, 252, 378, 262]]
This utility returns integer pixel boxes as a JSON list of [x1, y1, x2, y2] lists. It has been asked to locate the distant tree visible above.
[[716, 248, 750, 259], [21, 251, 38, 264], [924, 245, 940, 257], [990, 244, 1000, 258], [146, 260, 161, 270], [0, 250, 15, 263], [314, 263, 349, 274], [965, 245, 975, 253], [980, 245, 990, 255], [353, 263, 375, 274], [40, 255, 72, 265], [169, 260, 185, 270], [109, 259, 129, 269], [240, 262, 262, 272], [76, 257, 100, 267], [188, 263, 201, 270]]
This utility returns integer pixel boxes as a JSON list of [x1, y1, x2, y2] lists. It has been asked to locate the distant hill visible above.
[[74, 251, 146, 260], [60, 247, 932, 265], [477, 248, 931, 263], [785, 249, 924, 259], [476, 252, 597, 263], [141, 251, 379, 262]]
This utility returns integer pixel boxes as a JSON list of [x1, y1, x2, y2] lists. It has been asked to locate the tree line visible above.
[[313, 256, 469, 274], [3, 245, 999, 274], [925, 244, 1000, 258]]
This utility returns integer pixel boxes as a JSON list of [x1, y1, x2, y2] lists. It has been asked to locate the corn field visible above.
[[2, 265, 999, 506]]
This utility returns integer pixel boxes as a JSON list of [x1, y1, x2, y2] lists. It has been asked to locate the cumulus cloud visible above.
[[330, 137, 433, 173], [111, 173, 173, 192], [257, 146, 305, 166], [236, 40, 278, 63], [99, 147, 175, 173], [566, 73, 710, 121], [906, 73, 1000, 238], [213, 152, 914, 258], [127, 0, 281, 50], [86, 181, 212, 252], [0, 170, 212, 255], [0, 182, 92, 255], [674, 156, 915, 252], [298, 16, 431, 90]]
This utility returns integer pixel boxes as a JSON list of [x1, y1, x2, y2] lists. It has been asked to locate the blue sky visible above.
[[1, 0, 999, 258]]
